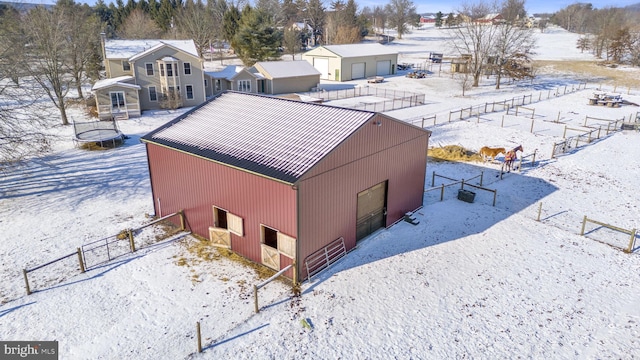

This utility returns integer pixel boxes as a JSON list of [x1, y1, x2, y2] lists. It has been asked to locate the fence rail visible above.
[[302, 87, 425, 112], [580, 215, 637, 253], [22, 210, 186, 295]]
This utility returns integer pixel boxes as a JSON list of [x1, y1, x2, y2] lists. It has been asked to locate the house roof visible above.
[[91, 76, 141, 91], [104, 39, 199, 60], [141, 91, 376, 184], [311, 44, 398, 58], [205, 65, 260, 80], [254, 61, 321, 79]]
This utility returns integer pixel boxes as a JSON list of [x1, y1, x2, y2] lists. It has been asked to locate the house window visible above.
[[166, 64, 173, 77], [110, 91, 125, 108], [122, 61, 130, 71], [185, 85, 194, 100], [204, 79, 208, 88], [145, 63, 154, 76], [183, 62, 191, 75], [160, 63, 165, 76], [149, 86, 157, 101], [215, 79, 221, 91], [213, 206, 244, 236], [237, 79, 251, 92]]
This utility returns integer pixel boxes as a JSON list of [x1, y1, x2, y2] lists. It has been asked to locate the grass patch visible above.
[[534, 60, 640, 89], [428, 145, 483, 162]]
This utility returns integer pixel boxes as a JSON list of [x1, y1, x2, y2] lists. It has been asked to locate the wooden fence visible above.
[[22, 210, 186, 295], [580, 215, 637, 253], [426, 173, 496, 206]]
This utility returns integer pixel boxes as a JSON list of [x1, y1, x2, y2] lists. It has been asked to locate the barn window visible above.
[[261, 225, 278, 248], [213, 206, 244, 236], [260, 225, 296, 259]]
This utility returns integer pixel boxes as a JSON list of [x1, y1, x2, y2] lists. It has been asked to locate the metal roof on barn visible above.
[[141, 92, 376, 184]]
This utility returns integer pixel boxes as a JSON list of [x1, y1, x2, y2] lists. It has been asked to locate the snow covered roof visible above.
[[317, 44, 398, 58], [91, 76, 141, 91], [254, 61, 321, 79], [141, 92, 376, 183], [104, 39, 199, 60], [205, 65, 258, 80]]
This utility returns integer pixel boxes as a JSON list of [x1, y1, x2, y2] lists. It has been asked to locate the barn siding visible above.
[[145, 143, 297, 267], [296, 115, 429, 279]]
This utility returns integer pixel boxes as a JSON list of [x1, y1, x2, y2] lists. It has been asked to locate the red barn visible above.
[[141, 91, 430, 282]]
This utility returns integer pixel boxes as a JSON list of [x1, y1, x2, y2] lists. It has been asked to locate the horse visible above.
[[479, 146, 505, 163], [504, 145, 524, 172]]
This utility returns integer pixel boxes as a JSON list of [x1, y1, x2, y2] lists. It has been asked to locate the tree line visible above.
[[550, 3, 640, 65]]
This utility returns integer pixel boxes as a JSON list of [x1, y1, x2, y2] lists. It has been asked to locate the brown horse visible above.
[[504, 145, 524, 172], [479, 146, 505, 163]]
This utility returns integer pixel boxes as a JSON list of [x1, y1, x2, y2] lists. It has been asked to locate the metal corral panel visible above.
[[296, 114, 429, 279], [145, 143, 297, 266]]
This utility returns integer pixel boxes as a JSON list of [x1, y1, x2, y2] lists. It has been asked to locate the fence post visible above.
[[196, 322, 202, 353], [626, 229, 637, 253], [563, 126, 567, 139], [254, 284, 259, 313], [431, 171, 435, 187], [77, 247, 85, 273], [501, 115, 504, 128], [480, 171, 484, 186], [128, 229, 136, 252], [492, 190, 497, 207], [556, 111, 560, 123], [23, 269, 31, 295], [179, 210, 185, 231], [440, 184, 444, 202], [537, 202, 542, 221], [530, 119, 534, 133], [476, 112, 480, 124], [580, 215, 587, 236]]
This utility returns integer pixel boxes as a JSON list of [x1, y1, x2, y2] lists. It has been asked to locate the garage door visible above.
[[356, 181, 387, 241], [313, 58, 329, 80], [376, 60, 391, 76], [351, 62, 365, 79]]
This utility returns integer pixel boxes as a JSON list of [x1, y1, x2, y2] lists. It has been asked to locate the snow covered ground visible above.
[[1, 25, 639, 359]]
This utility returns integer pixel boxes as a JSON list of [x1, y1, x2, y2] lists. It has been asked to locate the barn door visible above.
[[261, 244, 280, 270], [209, 227, 231, 248], [356, 181, 387, 241]]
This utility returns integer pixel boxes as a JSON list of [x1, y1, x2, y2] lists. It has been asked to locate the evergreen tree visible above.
[[233, 5, 281, 66], [223, 4, 241, 44], [435, 11, 443, 28], [155, 0, 175, 32]]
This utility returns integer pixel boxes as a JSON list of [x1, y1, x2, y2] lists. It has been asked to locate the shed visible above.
[[141, 91, 430, 282], [302, 44, 398, 81], [251, 61, 321, 94]]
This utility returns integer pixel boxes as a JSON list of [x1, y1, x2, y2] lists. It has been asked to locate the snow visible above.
[[2, 25, 640, 359]]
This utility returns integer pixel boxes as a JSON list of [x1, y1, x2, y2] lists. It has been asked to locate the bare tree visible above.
[[283, 27, 301, 59], [175, 0, 216, 58], [22, 5, 73, 125], [385, 0, 417, 40], [117, 8, 163, 39], [499, 0, 525, 23], [491, 19, 536, 89], [447, 1, 499, 87], [455, 71, 473, 97], [57, 0, 101, 99]]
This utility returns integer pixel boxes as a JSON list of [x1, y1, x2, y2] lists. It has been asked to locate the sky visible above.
[[1, 24, 640, 359], [12, 0, 640, 15]]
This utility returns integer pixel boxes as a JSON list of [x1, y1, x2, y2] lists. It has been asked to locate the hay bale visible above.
[[427, 145, 483, 162]]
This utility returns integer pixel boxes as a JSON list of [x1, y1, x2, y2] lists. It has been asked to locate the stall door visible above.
[[351, 63, 365, 79], [356, 181, 387, 241]]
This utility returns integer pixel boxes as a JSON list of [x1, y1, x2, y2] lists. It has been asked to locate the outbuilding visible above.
[[141, 91, 429, 282], [302, 43, 398, 81]]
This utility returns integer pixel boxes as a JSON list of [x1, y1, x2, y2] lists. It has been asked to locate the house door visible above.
[[356, 181, 387, 241], [110, 91, 126, 113]]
